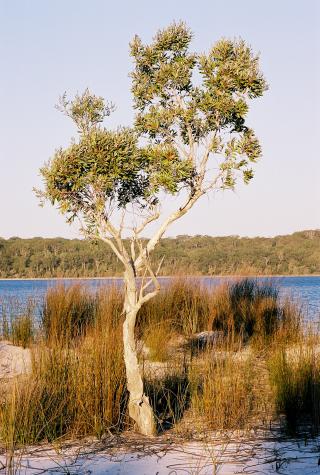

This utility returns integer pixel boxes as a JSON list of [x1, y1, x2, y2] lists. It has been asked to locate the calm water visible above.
[[0, 276, 319, 323]]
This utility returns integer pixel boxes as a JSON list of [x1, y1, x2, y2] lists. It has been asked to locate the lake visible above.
[[0, 276, 319, 324]]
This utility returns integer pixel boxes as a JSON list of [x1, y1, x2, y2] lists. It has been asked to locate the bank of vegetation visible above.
[[0, 278, 319, 459], [0, 230, 319, 278]]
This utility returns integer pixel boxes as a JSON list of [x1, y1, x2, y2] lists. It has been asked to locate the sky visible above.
[[0, 0, 319, 239]]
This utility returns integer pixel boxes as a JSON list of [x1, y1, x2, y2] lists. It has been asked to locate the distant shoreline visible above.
[[0, 274, 319, 281], [1, 232, 318, 279]]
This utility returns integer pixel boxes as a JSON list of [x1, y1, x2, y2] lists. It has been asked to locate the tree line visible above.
[[0, 230, 319, 278]]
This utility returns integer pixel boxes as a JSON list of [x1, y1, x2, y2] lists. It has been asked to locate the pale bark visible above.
[[97, 187, 207, 437], [122, 268, 156, 436], [135, 189, 204, 271]]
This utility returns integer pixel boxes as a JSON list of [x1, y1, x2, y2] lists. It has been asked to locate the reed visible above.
[[0, 277, 313, 452], [0, 287, 127, 447], [1, 298, 36, 348], [189, 340, 273, 430], [208, 278, 302, 346], [137, 278, 210, 337], [0, 331, 127, 446], [10, 315, 35, 348], [145, 368, 190, 431], [269, 336, 320, 433], [41, 284, 97, 345], [142, 321, 174, 362]]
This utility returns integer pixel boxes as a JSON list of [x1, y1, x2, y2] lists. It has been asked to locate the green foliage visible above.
[[0, 230, 319, 278], [37, 91, 195, 223], [57, 88, 114, 133], [131, 22, 267, 188], [36, 22, 267, 229], [38, 127, 151, 220]]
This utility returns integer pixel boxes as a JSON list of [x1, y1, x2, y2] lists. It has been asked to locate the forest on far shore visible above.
[[0, 230, 319, 278]]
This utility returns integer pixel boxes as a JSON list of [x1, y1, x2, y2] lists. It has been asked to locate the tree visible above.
[[36, 22, 267, 435]]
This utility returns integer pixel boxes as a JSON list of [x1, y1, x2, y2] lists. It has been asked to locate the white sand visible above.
[[0, 341, 31, 379], [2, 432, 320, 474], [0, 342, 319, 473]]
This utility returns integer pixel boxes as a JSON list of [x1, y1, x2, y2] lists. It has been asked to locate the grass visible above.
[[145, 369, 190, 431], [208, 278, 300, 346], [137, 278, 210, 337], [10, 315, 34, 348], [0, 277, 316, 454], [0, 286, 127, 448], [42, 284, 97, 344], [0, 329, 127, 447], [1, 298, 36, 348], [269, 336, 320, 433], [142, 321, 174, 362], [190, 343, 274, 430]]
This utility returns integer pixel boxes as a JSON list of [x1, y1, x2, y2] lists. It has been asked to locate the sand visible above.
[[2, 432, 320, 474], [0, 340, 31, 379]]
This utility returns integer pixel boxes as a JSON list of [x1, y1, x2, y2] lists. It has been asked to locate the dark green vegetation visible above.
[[0, 278, 318, 450], [0, 230, 319, 278]]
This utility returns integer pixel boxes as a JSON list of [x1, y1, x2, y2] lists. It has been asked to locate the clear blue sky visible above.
[[0, 0, 319, 238]]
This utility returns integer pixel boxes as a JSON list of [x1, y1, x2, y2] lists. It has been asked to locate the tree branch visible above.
[[135, 189, 203, 271], [137, 257, 162, 306], [97, 216, 131, 267], [138, 255, 164, 301], [97, 234, 126, 265], [134, 207, 161, 236]]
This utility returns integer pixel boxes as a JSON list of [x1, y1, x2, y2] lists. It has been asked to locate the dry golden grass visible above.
[[0, 277, 316, 453], [0, 286, 127, 448], [268, 334, 320, 433]]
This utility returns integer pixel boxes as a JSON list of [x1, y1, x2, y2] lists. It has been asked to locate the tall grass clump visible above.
[[190, 342, 272, 430], [0, 332, 127, 445], [269, 338, 320, 433], [41, 285, 97, 344], [0, 277, 309, 449], [136, 278, 211, 362], [0, 286, 127, 447], [209, 278, 301, 346], [137, 278, 300, 350], [141, 321, 173, 362], [1, 298, 36, 348], [137, 278, 210, 337], [145, 368, 190, 431], [10, 315, 34, 348]]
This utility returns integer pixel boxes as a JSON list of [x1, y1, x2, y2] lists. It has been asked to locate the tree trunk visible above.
[[122, 269, 156, 436]]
